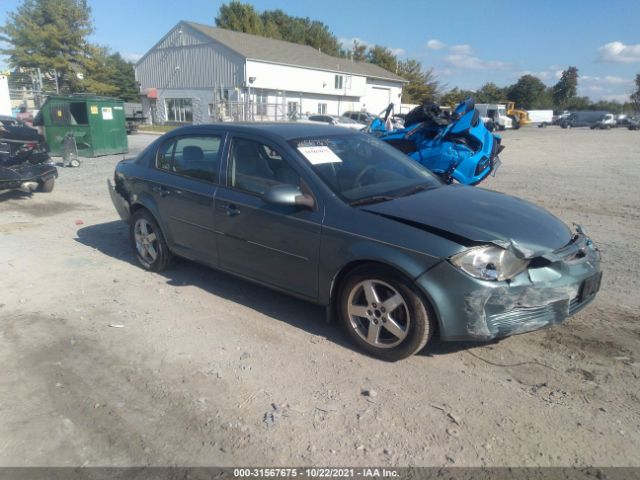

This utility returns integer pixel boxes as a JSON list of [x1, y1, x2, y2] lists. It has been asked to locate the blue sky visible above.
[[2, 0, 639, 101]]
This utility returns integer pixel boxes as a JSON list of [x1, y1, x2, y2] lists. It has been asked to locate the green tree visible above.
[[349, 40, 368, 62], [0, 0, 93, 92], [475, 82, 506, 103], [215, 3, 341, 55], [564, 95, 590, 111], [507, 74, 548, 109], [367, 45, 398, 73], [440, 87, 476, 107], [631, 73, 640, 112], [552, 66, 579, 109], [398, 60, 439, 104], [215, 1, 263, 34]]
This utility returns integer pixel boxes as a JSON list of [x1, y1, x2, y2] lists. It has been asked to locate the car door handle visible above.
[[151, 185, 170, 197]]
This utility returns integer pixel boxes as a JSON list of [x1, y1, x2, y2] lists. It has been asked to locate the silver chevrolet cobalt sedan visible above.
[[109, 123, 601, 361]]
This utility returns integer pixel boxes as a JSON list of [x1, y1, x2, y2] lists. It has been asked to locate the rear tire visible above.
[[38, 178, 55, 193], [130, 209, 173, 272], [338, 265, 433, 361]]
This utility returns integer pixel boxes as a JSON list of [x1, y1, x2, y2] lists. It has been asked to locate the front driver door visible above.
[[213, 136, 322, 300]]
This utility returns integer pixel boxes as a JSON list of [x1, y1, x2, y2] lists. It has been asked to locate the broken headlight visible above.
[[450, 245, 529, 281]]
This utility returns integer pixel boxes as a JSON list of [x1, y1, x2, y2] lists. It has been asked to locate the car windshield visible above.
[[290, 133, 441, 204]]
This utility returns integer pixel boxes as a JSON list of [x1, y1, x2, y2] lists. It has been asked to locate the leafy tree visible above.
[[631, 73, 640, 112], [552, 66, 579, 109], [367, 45, 398, 73], [216, 3, 341, 55], [440, 87, 476, 107], [350, 40, 368, 62], [398, 61, 439, 104], [0, 0, 93, 92], [80, 50, 139, 101], [475, 82, 506, 103], [215, 1, 263, 34], [507, 74, 549, 109], [564, 95, 590, 111]]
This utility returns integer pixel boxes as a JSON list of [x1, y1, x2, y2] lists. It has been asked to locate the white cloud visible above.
[[449, 44, 472, 55], [426, 39, 445, 50], [122, 52, 143, 63], [444, 54, 509, 70], [554, 69, 564, 79], [389, 47, 406, 57], [600, 93, 632, 102], [339, 37, 373, 49], [582, 75, 630, 85], [597, 41, 640, 63]]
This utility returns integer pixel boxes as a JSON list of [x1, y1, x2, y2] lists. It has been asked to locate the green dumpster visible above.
[[35, 95, 128, 157]]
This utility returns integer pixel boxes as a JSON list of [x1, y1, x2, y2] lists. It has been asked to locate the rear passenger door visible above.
[[151, 134, 223, 266]]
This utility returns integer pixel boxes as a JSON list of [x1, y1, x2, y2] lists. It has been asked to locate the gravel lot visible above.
[[1, 127, 639, 467]]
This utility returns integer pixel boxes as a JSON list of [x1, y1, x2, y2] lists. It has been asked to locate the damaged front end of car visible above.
[[418, 226, 602, 341], [0, 125, 57, 193]]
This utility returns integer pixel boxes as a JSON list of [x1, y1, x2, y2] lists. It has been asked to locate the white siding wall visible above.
[[364, 78, 403, 114], [246, 60, 367, 97]]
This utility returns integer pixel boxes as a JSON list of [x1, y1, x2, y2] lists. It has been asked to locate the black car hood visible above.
[[361, 185, 572, 258]]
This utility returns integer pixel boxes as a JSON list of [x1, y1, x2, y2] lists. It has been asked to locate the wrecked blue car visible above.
[[370, 99, 503, 185]]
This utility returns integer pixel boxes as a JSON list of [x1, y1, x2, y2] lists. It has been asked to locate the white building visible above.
[[135, 21, 406, 125]]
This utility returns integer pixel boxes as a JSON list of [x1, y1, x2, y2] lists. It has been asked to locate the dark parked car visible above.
[[342, 111, 375, 125], [0, 115, 57, 193], [109, 124, 601, 360]]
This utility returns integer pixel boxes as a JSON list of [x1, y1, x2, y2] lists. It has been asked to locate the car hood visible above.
[[361, 185, 572, 258]]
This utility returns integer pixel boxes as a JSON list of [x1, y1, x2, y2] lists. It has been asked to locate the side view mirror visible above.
[[262, 184, 315, 209]]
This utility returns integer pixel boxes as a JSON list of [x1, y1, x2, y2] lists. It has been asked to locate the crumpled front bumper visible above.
[[417, 235, 602, 341]]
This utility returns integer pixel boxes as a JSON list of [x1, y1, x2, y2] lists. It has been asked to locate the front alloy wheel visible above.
[[347, 280, 410, 349], [339, 265, 432, 361]]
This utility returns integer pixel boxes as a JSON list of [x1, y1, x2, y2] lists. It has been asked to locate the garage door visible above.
[[367, 87, 391, 114]]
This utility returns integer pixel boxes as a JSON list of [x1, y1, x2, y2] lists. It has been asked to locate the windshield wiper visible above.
[[396, 184, 434, 198], [349, 195, 395, 207]]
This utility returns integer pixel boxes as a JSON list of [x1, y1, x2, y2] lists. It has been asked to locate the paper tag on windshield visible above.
[[297, 146, 342, 165]]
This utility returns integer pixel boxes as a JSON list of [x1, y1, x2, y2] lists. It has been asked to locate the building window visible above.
[[287, 101, 299, 120], [166, 98, 193, 123], [334, 75, 344, 90], [318, 103, 327, 114], [256, 93, 268, 116]]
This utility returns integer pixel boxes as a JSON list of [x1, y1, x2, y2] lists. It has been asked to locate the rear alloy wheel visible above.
[[130, 210, 173, 272], [338, 265, 432, 361]]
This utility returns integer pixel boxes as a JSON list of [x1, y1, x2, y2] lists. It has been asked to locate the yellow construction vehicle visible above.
[[504, 101, 530, 129]]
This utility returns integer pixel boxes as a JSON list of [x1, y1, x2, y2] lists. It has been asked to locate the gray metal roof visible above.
[[184, 21, 406, 83]]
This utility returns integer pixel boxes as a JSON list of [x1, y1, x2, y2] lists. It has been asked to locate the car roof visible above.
[[168, 122, 361, 141]]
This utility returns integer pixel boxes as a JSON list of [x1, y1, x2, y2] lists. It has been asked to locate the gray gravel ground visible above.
[[0, 127, 639, 467]]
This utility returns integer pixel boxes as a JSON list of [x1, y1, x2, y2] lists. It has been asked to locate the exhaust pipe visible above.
[[19, 181, 38, 193]]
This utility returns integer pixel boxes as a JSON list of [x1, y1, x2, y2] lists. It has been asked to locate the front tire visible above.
[[130, 210, 173, 272], [38, 178, 55, 193], [338, 265, 433, 361]]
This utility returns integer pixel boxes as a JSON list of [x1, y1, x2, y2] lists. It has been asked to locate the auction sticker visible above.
[[297, 145, 342, 165]]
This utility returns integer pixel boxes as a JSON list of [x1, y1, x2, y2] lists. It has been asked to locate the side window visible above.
[[172, 135, 222, 183], [156, 139, 175, 171], [228, 138, 300, 196]]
